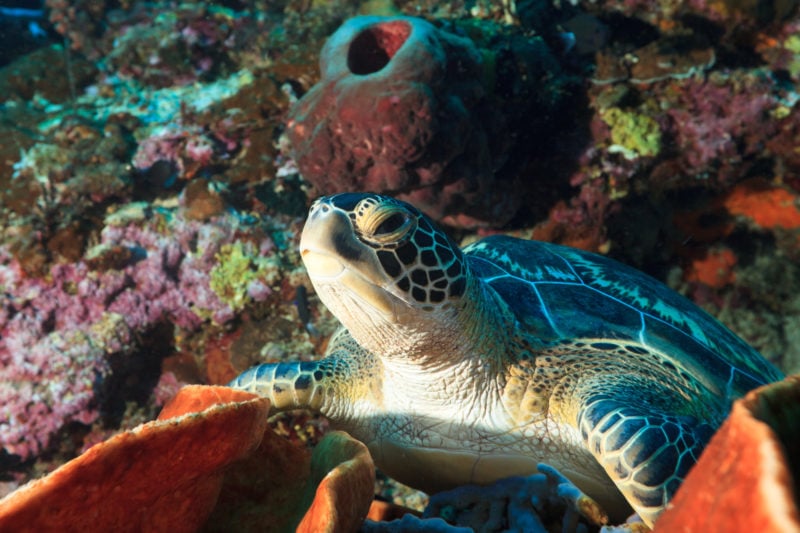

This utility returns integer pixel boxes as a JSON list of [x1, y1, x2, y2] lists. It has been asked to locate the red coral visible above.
[[683, 246, 737, 289], [723, 178, 800, 230]]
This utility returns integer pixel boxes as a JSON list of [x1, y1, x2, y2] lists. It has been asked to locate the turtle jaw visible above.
[[301, 248, 403, 320], [300, 202, 411, 323]]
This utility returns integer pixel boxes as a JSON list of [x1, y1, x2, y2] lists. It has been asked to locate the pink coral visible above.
[[0, 254, 126, 459], [665, 73, 778, 183], [0, 210, 281, 462], [132, 125, 230, 181]]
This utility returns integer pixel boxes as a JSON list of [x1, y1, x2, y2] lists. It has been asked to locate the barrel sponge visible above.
[[286, 16, 510, 227]]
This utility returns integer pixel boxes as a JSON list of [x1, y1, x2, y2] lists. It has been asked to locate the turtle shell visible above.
[[464, 236, 784, 401]]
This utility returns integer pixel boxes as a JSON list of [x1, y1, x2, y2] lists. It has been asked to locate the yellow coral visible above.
[[209, 241, 279, 313], [784, 35, 800, 79], [601, 107, 662, 159]]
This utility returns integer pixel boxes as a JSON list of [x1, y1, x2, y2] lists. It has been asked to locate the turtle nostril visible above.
[[310, 203, 330, 220]]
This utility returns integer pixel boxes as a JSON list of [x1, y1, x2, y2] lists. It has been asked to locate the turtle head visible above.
[[300, 193, 468, 351]]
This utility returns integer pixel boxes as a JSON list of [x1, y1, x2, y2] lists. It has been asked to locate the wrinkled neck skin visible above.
[[343, 274, 510, 412]]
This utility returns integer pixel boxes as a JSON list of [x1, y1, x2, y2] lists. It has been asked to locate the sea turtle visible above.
[[230, 193, 784, 526]]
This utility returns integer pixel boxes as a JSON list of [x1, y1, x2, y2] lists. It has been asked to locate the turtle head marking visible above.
[[300, 193, 467, 330]]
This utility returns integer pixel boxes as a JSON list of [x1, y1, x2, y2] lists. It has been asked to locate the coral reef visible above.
[[0, 1, 324, 478], [0, 206, 290, 465], [0, 0, 799, 528]]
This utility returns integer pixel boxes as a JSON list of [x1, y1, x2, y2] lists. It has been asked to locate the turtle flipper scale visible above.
[[229, 330, 380, 419], [228, 360, 331, 412], [577, 395, 715, 527]]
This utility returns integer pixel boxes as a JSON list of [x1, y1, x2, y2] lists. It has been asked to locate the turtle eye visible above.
[[356, 200, 416, 245], [375, 212, 407, 235]]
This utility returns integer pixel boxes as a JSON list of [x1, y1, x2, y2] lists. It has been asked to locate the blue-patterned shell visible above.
[[464, 236, 784, 400]]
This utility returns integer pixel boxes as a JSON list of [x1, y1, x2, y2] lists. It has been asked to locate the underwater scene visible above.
[[0, 0, 799, 530]]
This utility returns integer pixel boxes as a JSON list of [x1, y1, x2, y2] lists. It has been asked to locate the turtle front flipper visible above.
[[229, 329, 381, 421], [575, 391, 716, 527], [229, 359, 332, 412]]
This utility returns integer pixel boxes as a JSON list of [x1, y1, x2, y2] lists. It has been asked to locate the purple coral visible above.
[[0, 256, 122, 460], [0, 209, 280, 462], [133, 124, 241, 182], [665, 73, 778, 183]]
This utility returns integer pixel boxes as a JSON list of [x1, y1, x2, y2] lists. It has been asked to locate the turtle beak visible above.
[[301, 200, 364, 265], [300, 199, 404, 320], [300, 199, 365, 278]]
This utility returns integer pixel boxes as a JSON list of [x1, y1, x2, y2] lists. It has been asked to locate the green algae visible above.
[[601, 107, 662, 159], [209, 241, 279, 313], [785, 34, 800, 79]]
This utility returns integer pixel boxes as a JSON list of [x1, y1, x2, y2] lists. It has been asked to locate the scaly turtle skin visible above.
[[230, 193, 784, 526]]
